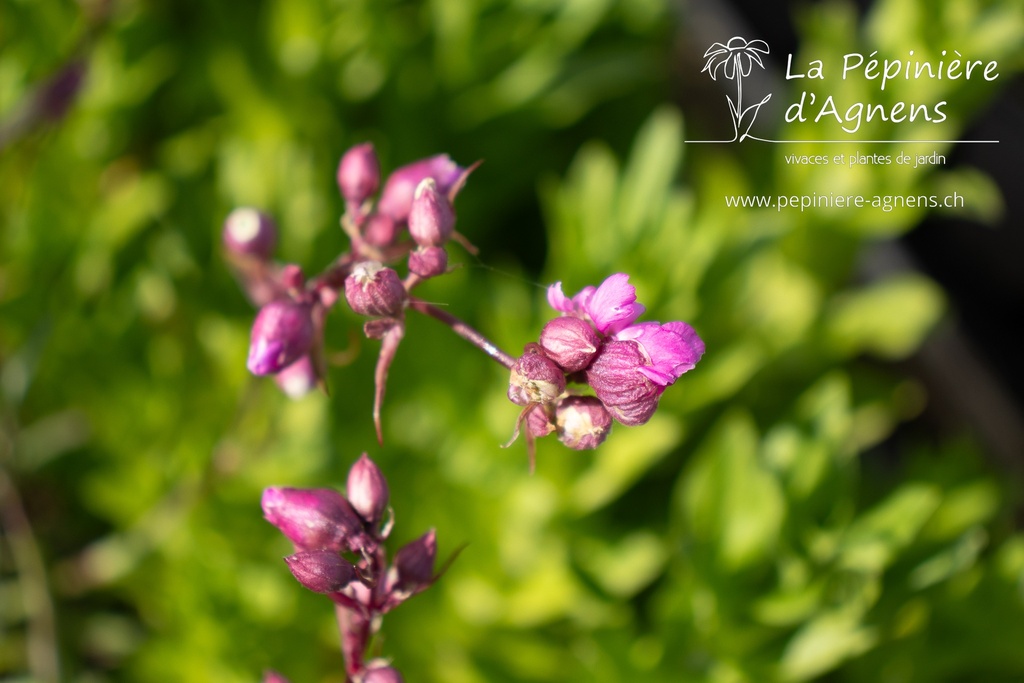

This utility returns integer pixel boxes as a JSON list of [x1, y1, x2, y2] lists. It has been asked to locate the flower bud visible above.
[[363, 664, 405, 683], [262, 670, 291, 683], [407, 179, 455, 247], [284, 550, 356, 593], [262, 487, 366, 552], [223, 207, 277, 260], [362, 213, 399, 248], [247, 300, 315, 376], [526, 405, 556, 438], [337, 142, 380, 207], [408, 246, 448, 279], [345, 261, 407, 317], [585, 340, 662, 426], [555, 396, 612, 450], [274, 355, 319, 399], [508, 347, 565, 406], [377, 154, 467, 222], [392, 529, 436, 592], [346, 454, 389, 528], [538, 316, 601, 372], [280, 263, 305, 291]]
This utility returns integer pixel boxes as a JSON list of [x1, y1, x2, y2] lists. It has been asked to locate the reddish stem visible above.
[[407, 298, 516, 370]]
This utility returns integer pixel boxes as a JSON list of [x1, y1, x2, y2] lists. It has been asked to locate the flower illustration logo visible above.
[[701, 37, 772, 142]]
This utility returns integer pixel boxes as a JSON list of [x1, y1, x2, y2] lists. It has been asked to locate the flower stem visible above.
[[336, 601, 369, 679], [407, 298, 516, 369]]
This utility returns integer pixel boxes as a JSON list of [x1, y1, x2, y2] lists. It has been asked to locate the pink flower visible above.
[[547, 273, 645, 336], [612, 321, 705, 386]]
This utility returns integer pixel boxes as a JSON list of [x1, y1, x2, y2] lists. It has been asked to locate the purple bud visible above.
[[363, 664, 405, 683], [274, 355, 319, 399], [262, 670, 291, 683], [247, 300, 315, 376], [337, 142, 380, 207], [284, 550, 356, 593], [223, 207, 277, 260], [377, 154, 467, 222], [508, 347, 566, 406], [585, 340, 662, 426], [555, 396, 612, 450], [407, 179, 455, 247], [407, 246, 448, 279], [261, 487, 366, 552], [538, 316, 601, 372], [392, 529, 436, 591], [362, 213, 399, 248], [280, 264, 305, 291], [347, 454, 389, 528], [344, 261, 407, 317], [526, 404, 556, 438]]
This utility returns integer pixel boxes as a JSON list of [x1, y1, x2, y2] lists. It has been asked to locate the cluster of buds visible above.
[[224, 143, 475, 440], [508, 273, 704, 457], [262, 455, 443, 682], [224, 143, 706, 461]]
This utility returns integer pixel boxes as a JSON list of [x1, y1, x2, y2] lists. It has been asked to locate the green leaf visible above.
[[679, 411, 785, 571], [780, 611, 878, 681], [617, 106, 682, 243], [838, 483, 941, 572], [570, 413, 682, 514], [825, 274, 945, 360]]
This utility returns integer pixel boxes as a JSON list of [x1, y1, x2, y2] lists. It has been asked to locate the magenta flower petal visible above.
[[546, 282, 575, 313], [582, 273, 645, 335], [615, 320, 705, 387]]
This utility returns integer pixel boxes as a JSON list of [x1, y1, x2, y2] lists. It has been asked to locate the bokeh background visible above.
[[2, 0, 1023, 681]]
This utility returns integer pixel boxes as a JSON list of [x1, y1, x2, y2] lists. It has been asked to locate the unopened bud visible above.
[[347, 454, 389, 528], [247, 300, 315, 376], [526, 405, 556, 438], [337, 142, 380, 207], [362, 213, 399, 248], [555, 396, 612, 449], [377, 154, 467, 222], [274, 355, 319, 399], [223, 207, 277, 260], [262, 487, 366, 552], [508, 346, 565, 406], [392, 529, 436, 591], [539, 316, 601, 372], [363, 663, 405, 683], [408, 246, 448, 278], [345, 261, 407, 317], [407, 179, 455, 247], [280, 264, 305, 291], [284, 550, 356, 593], [585, 340, 662, 426]]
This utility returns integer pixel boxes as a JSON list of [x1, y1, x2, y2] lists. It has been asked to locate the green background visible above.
[[2, 0, 1023, 681]]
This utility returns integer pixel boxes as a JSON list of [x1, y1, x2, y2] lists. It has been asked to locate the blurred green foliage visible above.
[[1, 0, 1023, 682]]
